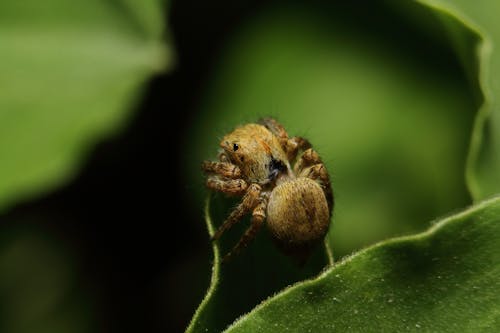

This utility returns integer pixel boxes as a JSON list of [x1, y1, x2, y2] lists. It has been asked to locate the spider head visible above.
[[220, 123, 290, 184]]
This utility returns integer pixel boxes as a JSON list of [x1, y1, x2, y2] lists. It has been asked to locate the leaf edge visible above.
[[185, 196, 221, 333]]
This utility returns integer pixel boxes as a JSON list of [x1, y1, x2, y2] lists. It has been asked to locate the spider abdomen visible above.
[[266, 177, 330, 259]]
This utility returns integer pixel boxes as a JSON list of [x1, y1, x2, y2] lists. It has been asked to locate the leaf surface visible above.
[[227, 196, 500, 332]]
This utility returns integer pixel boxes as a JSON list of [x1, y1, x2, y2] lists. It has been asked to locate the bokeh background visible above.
[[0, 1, 480, 332]]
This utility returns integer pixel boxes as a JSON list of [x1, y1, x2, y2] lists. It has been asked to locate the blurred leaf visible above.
[[424, 0, 500, 200], [226, 196, 500, 332], [0, 0, 171, 212]]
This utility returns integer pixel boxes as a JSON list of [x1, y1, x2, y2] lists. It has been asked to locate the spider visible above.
[[202, 117, 333, 264]]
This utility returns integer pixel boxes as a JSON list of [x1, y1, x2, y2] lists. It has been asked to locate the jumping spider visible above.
[[202, 117, 333, 264]]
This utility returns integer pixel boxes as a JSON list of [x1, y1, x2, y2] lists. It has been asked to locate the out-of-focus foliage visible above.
[[0, 227, 93, 333], [440, 0, 500, 199], [0, 0, 170, 212], [0, 1, 170, 333], [187, 2, 474, 263], [186, 1, 500, 332]]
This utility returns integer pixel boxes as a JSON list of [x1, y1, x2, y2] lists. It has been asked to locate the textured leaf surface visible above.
[[227, 196, 500, 332], [0, 0, 170, 212]]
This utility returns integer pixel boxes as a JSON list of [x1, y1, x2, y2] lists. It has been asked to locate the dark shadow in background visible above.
[[0, 1, 472, 333]]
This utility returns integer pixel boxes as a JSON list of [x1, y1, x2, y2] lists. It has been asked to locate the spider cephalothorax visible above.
[[202, 117, 333, 263]]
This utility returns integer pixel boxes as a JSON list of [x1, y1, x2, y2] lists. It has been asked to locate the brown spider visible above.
[[202, 117, 333, 263]]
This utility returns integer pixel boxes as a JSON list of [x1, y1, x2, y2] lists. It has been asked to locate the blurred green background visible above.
[[186, 2, 475, 259], [0, 0, 485, 332], [183, 3, 479, 330]]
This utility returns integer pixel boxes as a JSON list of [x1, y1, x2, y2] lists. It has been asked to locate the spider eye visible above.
[[233, 143, 239, 151]]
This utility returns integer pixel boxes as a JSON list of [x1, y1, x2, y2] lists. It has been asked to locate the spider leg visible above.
[[212, 184, 261, 241], [294, 148, 321, 174], [259, 117, 289, 143], [295, 148, 334, 212], [286, 136, 311, 161], [221, 199, 267, 263], [202, 160, 241, 178], [259, 117, 311, 161], [218, 152, 231, 163], [206, 175, 248, 195]]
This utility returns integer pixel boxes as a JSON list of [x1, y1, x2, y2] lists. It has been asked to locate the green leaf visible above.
[[422, 0, 500, 200], [402, 0, 500, 200], [226, 195, 500, 332], [0, 0, 171, 212]]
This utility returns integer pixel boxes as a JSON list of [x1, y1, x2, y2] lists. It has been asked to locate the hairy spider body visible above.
[[202, 118, 333, 263], [267, 178, 330, 262]]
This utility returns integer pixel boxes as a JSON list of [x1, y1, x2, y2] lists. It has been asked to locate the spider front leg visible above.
[[206, 175, 248, 195], [202, 160, 242, 179], [286, 136, 311, 161], [294, 148, 322, 174], [221, 198, 267, 263], [203, 155, 246, 195], [211, 183, 261, 241], [295, 148, 334, 211]]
